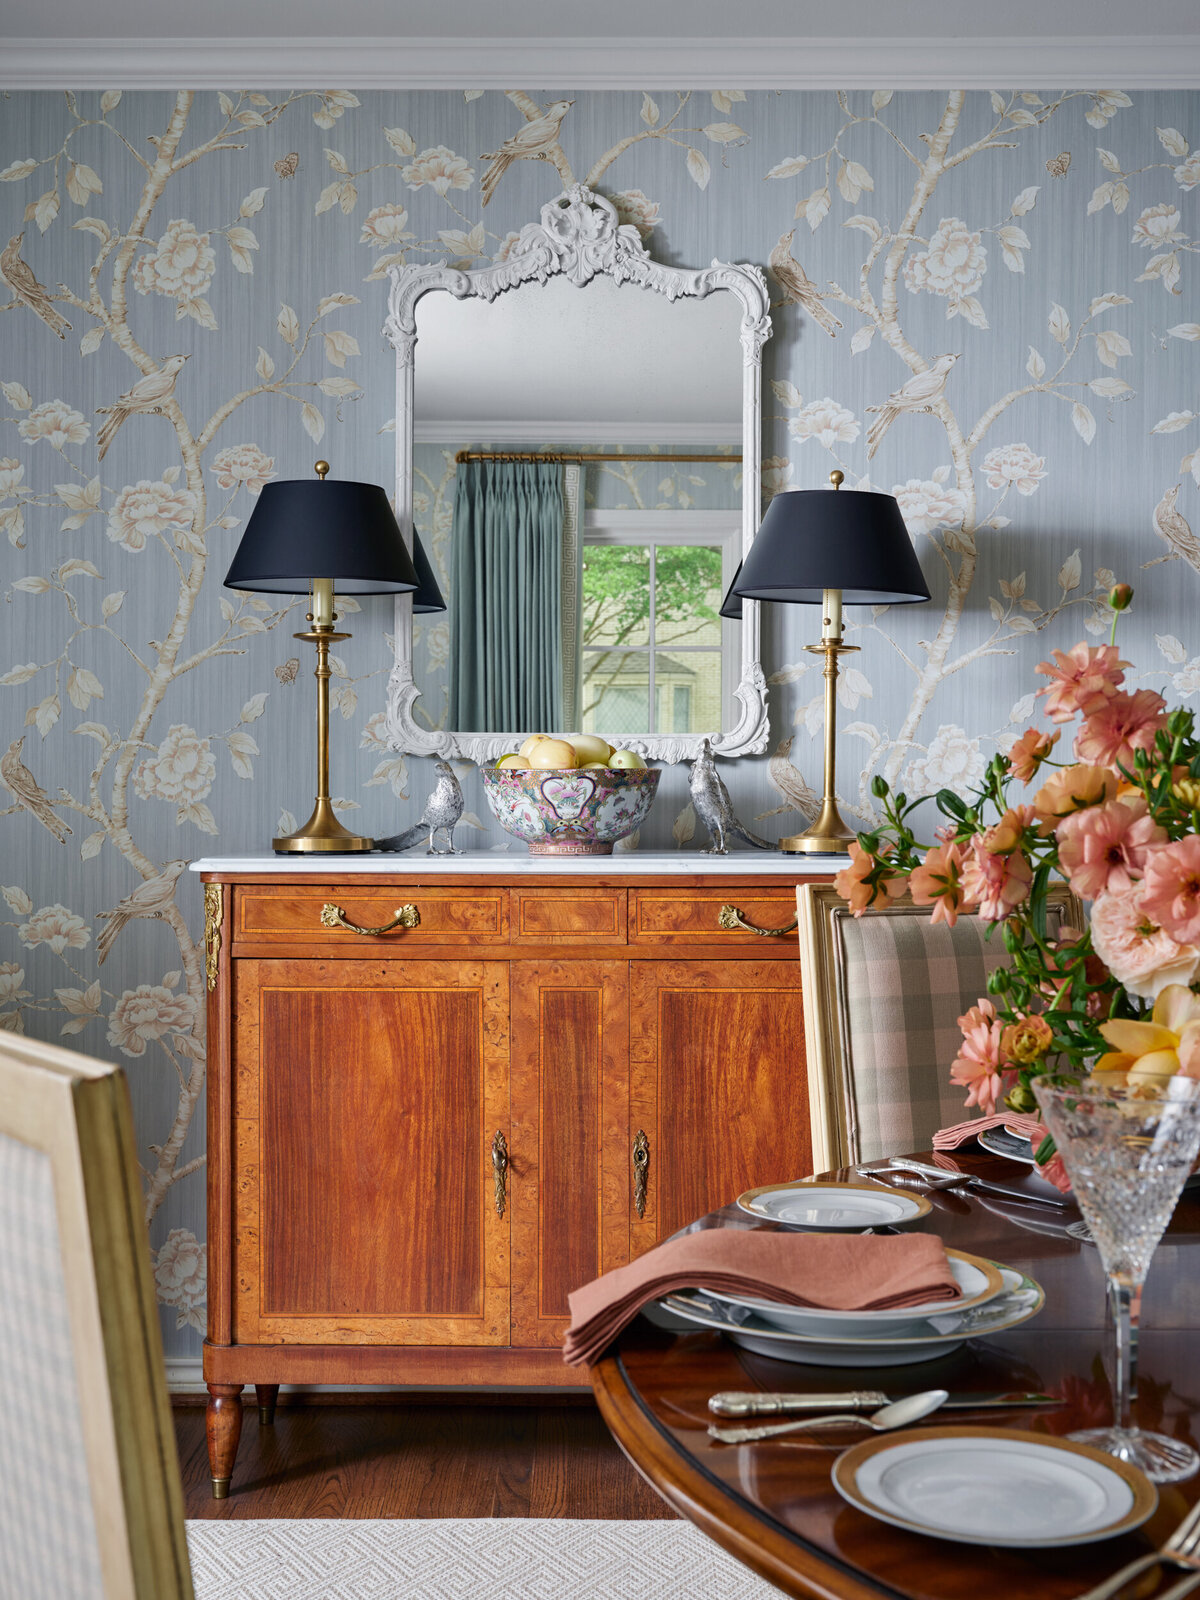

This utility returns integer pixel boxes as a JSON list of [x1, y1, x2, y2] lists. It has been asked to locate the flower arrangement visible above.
[[834, 586, 1200, 1178]]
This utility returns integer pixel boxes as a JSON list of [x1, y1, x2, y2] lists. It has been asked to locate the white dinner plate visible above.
[[658, 1266, 1043, 1367], [711, 1250, 1004, 1336], [833, 1428, 1157, 1546], [979, 1126, 1037, 1164], [736, 1181, 932, 1230]]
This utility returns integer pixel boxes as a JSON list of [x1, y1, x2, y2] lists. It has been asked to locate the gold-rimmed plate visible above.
[[832, 1427, 1157, 1547], [713, 1248, 1006, 1336], [736, 1180, 933, 1230]]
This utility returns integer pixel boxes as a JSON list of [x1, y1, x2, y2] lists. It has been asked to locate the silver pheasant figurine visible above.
[[377, 759, 464, 855], [689, 739, 772, 854]]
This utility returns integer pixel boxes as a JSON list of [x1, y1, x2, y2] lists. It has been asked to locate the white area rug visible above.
[[186, 1518, 786, 1599]]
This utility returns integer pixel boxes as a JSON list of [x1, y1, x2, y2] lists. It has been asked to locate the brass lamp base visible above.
[[273, 796, 373, 854], [779, 798, 857, 855]]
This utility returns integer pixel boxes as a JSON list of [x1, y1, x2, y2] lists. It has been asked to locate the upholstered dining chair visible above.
[[797, 882, 1083, 1171], [0, 1030, 193, 1600]]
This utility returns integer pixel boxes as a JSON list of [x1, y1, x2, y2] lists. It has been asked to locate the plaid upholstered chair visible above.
[[797, 883, 1083, 1170], [0, 1032, 193, 1600]]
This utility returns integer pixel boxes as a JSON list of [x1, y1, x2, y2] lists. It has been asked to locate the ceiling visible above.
[[5, 0, 1196, 36]]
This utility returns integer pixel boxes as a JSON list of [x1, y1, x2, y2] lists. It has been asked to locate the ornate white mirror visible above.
[[382, 185, 771, 764]]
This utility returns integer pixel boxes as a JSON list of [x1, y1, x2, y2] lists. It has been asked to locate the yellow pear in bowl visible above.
[[495, 753, 529, 770], [609, 749, 647, 770], [569, 733, 613, 766], [528, 738, 578, 769], [519, 734, 549, 760]]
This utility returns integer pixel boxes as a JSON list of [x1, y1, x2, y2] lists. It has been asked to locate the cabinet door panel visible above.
[[510, 962, 629, 1347], [629, 960, 809, 1254], [233, 959, 509, 1345]]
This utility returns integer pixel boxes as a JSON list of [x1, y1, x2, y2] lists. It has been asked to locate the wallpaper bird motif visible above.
[[1, 86, 1198, 1358]]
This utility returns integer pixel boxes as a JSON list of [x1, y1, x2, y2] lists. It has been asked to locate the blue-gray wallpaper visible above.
[[2, 87, 1198, 1357]]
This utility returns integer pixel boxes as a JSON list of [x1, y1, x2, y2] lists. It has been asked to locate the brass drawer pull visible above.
[[717, 903, 799, 938], [632, 1129, 650, 1218], [492, 1130, 509, 1218], [320, 902, 420, 936]]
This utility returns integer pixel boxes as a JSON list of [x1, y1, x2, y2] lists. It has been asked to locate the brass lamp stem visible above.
[[778, 584, 859, 855], [273, 575, 373, 854]]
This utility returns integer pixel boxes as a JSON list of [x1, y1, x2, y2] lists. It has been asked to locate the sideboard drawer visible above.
[[234, 887, 507, 947], [629, 888, 801, 950], [512, 888, 627, 943]]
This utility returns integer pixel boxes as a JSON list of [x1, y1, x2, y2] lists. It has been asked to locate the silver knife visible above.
[[874, 1156, 1071, 1209], [707, 1389, 1060, 1417]]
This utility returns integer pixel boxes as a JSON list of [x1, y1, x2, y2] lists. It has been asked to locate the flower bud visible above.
[[871, 774, 889, 800], [1108, 583, 1133, 612], [1006, 1080, 1037, 1114]]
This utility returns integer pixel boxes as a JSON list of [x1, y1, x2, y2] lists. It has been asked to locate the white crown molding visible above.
[[5, 35, 1200, 89], [413, 420, 741, 445]]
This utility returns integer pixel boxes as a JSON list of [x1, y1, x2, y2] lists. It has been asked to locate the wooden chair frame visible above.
[[0, 1033, 192, 1599], [798, 883, 1085, 1172]]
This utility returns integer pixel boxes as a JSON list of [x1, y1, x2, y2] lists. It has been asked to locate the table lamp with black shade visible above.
[[734, 470, 930, 854], [223, 461, 424, 853]]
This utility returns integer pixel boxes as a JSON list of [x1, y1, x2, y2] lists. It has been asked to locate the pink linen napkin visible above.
[[562, 1230, 961, 1367], [932, 1112, 1042, 1151]]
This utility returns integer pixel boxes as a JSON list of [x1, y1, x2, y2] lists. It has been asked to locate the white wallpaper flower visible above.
[[2, 85, 1199, 1357]]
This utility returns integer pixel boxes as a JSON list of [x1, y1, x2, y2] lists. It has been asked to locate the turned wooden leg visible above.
[[255, 1383, 279, 1426], [206, 1383, 244, 1499]]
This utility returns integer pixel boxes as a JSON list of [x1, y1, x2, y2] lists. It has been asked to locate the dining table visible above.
[[590, 1149, 1200, 1600]]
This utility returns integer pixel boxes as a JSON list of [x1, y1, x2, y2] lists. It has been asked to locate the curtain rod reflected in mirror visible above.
[[454, 450, 742, 464]]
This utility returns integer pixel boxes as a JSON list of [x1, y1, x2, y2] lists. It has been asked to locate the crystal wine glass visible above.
[[1033, 1076, 1200, 1482]]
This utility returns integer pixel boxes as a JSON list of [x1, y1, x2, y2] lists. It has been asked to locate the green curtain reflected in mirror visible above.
[[448, 459, 571, 732]]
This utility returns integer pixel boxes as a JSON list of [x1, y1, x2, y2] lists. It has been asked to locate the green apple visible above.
[[608, 749, 647, 770]]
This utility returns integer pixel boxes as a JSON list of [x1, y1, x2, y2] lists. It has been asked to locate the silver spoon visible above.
[[707, 1387, 948, 1444]]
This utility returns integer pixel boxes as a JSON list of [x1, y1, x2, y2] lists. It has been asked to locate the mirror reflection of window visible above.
[[581, 540, 726, 737]]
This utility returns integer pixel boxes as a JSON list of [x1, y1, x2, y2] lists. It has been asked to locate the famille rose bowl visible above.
[[481, 766, 660, 855]]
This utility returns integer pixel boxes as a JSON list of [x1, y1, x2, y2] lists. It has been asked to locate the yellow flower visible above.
[[1097, 984, 1200, 1085]]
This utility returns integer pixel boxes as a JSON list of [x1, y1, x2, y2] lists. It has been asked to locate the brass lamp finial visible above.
[[314, 460, 330, 480], [829, 469, 844, 489]]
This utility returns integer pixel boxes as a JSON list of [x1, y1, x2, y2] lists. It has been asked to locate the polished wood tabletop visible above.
[[591, 1152, 1200, 1600]]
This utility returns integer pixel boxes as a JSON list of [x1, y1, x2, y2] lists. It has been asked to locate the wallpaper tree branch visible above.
[[1, 86, 1197, 1356]]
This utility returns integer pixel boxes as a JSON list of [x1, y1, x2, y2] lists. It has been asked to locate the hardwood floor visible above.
[[176, 1399, 675, 1520]]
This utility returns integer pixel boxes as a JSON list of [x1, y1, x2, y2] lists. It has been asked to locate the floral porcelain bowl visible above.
[[481, 766, 660, 855]]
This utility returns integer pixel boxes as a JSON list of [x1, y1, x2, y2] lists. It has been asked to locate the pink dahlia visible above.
[[959, 813, 1034, 920], [1090, 879, 1200, 1000], [1074, 689, 1167, 772], [1036, 643, 1130, 723], [1140, 835, 1200, 946], [1007, 726, 1059, 783], [908, 840, 965, 926], [1056, 796, 1167, 900], [950, 997, 1005, 1116]]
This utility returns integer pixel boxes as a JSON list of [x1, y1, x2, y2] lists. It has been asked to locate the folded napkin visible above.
[[562, 1230, 961, 1367], [932, 1111, 1042, 1151]]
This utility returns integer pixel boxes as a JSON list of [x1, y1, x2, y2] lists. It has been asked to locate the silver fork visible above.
[[1073, 1496, 1200, 1600], [854, 1163, 971, 1192]]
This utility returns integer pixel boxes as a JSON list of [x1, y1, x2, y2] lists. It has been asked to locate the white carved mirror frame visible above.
[[382, 184, 772, 765]]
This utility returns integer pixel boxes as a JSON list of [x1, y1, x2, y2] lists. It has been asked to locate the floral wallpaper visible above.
[[1, 86, 1198, 1359]]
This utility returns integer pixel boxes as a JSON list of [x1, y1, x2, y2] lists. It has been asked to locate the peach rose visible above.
[[1140, 835, 1200, 946], [1033, 764, 1118, 823], [908, 840, 965, 926], [1074, 689, 1167, 771], [1001, 1013, 1053, 1065], [1007, 726, 1059, 783], [1056, 796, 1167, 901], [1089, 880, 1200, 1001]]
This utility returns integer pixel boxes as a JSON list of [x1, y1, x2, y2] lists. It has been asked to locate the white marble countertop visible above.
[[190, 850, 850, 876]]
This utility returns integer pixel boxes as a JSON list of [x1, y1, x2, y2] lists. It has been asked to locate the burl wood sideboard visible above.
[[193, 853, 838, 1495]]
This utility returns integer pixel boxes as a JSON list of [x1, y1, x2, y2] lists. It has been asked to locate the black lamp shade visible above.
[[410, 530, 446, 615], [733, 487, 930, 606], [224, 478, 418, 595], [719, 560, 743, 621]]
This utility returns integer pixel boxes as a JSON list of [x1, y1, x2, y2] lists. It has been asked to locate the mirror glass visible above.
[[409, 274, 745, 740]]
